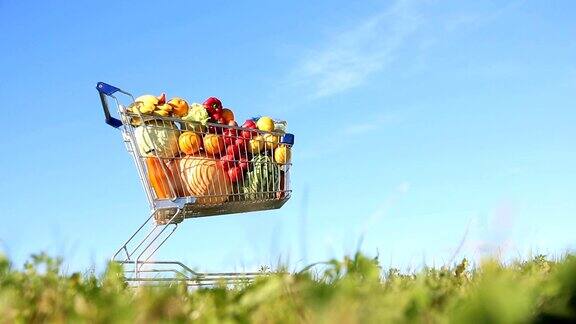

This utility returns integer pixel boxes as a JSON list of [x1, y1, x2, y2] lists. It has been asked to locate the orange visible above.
[[274, 145, 291, 164], [168, 97, 190, 117], [178, 131, 202, 155], [222, 108, 235, 124], [203, 134, 224, 156]]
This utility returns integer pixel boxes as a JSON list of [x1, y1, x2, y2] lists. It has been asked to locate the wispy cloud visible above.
[[288, 0, 422, 99], [298, 111, 403, 161], [444, 0, 526, 32]]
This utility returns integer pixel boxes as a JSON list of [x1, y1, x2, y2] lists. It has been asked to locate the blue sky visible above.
[[1, 0, 575, 272]]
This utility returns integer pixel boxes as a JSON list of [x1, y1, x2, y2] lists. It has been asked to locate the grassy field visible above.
[[0, 252, 575, 323]]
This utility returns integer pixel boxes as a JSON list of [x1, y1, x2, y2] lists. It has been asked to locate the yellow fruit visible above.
[[274, 146, 291, 164], [222, 109, 235, 123], [135, 123, 180, 158], [168, 97, 190, 117], [154, 110, 170, 117], [129, 116, 143, 126], [135, 94, 159, 106], [156, 103, 173, 112], [137, 102, 156, 114], [178, 131, 202, 155], [179, 156, 232, 204], [203, 134, 224, 156], [125, 104, 143, 126], [249, 135, 265, 153], [263, 133, 278, 151], [256, 116, 275, 132]]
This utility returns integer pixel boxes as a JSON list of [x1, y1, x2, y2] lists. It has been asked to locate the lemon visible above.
[[256, 116, 275, 132], [263, 133, 278, 151], [274, 146, 291, 164], [249, 135, 265, 153]]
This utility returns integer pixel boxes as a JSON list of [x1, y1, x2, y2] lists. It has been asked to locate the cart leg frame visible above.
[[111, 210, 184, 284], [111, 210, 261, 287]]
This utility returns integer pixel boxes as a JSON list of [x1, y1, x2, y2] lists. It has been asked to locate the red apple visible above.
[[226, 139, 249, 158], [241, 130, 255, 139], [208, 125, 223, 134], [223, 131, 235, 146], [227, 166, 244, 183], [223, 123, 239, 146], [235, 137, 246, 147], [235, 137, 248, 155], [238, 157, 249, 171], [226, 144, 240, 158], [218, 154, 236, 171], [242, 119, 256, 128], [241, 121, 258, 139]]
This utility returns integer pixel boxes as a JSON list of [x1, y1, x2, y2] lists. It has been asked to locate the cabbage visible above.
[[134, 122, 180, 158], [242, 155, 280, 200], [182, 103, 210, 125]]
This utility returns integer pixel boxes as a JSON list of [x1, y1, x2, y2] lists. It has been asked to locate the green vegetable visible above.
[[182, 103, 210, 125], [242, 155, 280, 200], [134, 122, 180, 158]]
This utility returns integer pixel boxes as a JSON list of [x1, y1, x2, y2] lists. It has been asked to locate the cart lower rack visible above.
[[97, 82, 294, 286]]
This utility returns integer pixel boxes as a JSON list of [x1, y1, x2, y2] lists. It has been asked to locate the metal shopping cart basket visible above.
[[96, 82, 294, 286]]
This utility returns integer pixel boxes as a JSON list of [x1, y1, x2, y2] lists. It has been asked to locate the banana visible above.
[[135, 95, 159, 107], [154, 110, 170, 117], [138, 102, 156, 114], [156, 103, 173, 112]]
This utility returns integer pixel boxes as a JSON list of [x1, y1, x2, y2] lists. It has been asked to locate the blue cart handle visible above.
[[96, 82, 124, 128]]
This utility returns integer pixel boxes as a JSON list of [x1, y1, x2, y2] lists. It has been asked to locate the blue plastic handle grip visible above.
[[96, 82, 123, 128], [96, 82, 120, 96], [281, 133, 295, 145]]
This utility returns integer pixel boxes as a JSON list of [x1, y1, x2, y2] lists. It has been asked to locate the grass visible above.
[[0, 252, 575, 323]]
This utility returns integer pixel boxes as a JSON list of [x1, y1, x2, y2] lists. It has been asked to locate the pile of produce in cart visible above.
[[126, 93, 294, 206]]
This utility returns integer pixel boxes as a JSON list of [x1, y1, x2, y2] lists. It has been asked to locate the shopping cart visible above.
[[96, 82, 294, 286]]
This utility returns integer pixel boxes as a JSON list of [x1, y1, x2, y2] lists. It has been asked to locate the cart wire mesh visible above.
[[126, 113, 293, 224]]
